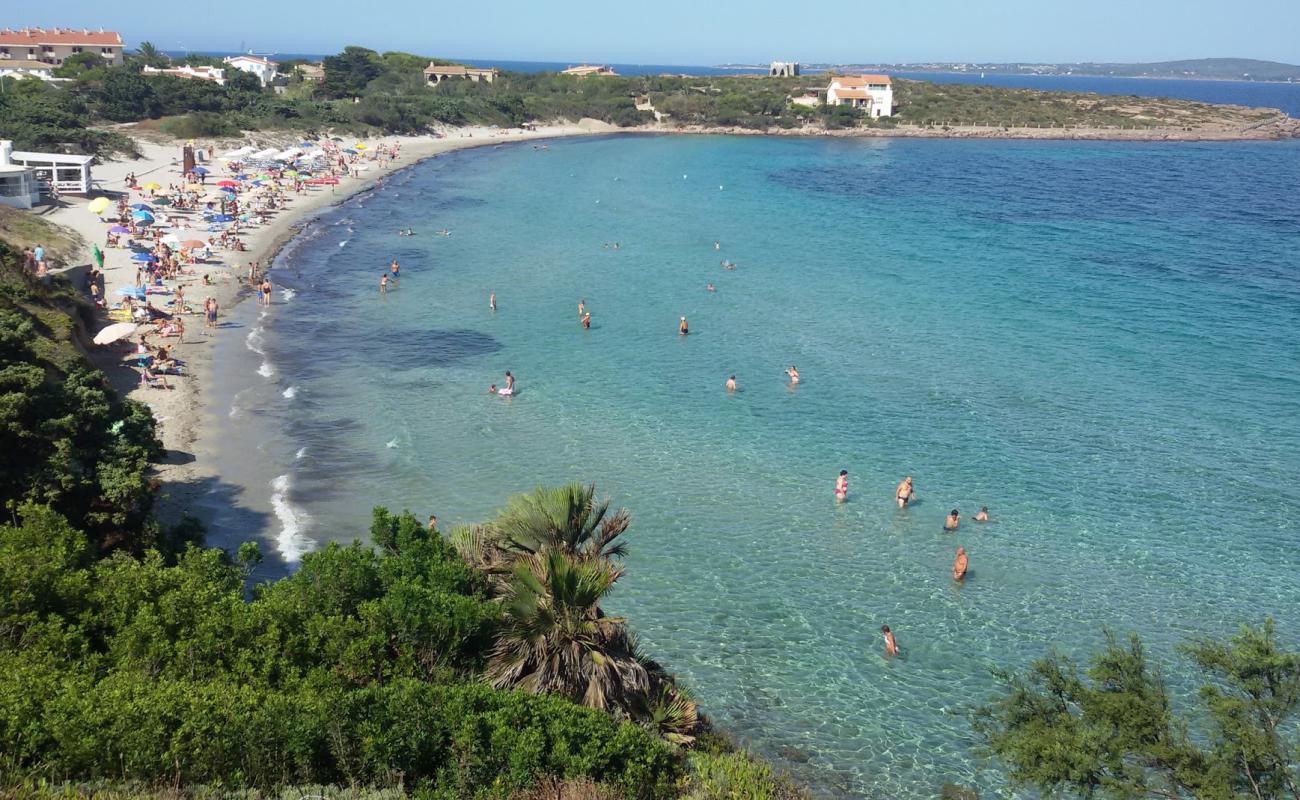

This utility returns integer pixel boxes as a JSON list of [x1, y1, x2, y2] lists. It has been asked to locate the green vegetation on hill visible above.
[[5, 43, 1288, 160]]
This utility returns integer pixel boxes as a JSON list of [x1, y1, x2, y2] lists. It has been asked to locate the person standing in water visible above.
[[379, 273, 388, 294], [582, 312, 591, 329], [881, 625, 899, 657], [953, 547, 969, 581], [786, 365, 800, 385], [725, 375, 737, 392], [945, 509, 961, 531], [835, 470, 848, 503], [973, 506, 989, 522], [679, 316, 689, 335], [389, 260, 400, 283], [714, 240, 721, 251], [895, 476, 914, 508], [260, 277, 273, 307], [578, 299, 585, 318], [504, 371, 515, 393], [489, 292, 496, 312]]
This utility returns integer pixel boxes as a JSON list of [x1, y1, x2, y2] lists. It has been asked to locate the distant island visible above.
[[719, 58, 1300, 83]]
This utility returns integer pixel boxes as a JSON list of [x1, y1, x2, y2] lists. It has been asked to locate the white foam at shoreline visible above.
[[283, 386, 297, 399], [258, 361, 275, 378], [281, 287, 297, 302], [294, 447, 306, 460], [246, 326, 265, 355], [270, 474, 312, 563]]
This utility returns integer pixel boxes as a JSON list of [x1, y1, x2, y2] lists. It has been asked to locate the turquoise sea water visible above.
[[204, 135, 1300, 798]]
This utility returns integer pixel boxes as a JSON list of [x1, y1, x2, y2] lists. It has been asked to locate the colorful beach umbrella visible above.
[[117, 287, 147, 299], [191, 166, 210, 175], [129, 203, 153, 211], [217, 180, 239, 188], [209, 214, 234, 223], [141, 182, 161, 190], [87, 197, 111, 215], [130, 253, 156, 262], [109, 225, 131, 234], [152, 197, 172, 206], [180, 239, 206, 249], [354, 143, 367, 150]]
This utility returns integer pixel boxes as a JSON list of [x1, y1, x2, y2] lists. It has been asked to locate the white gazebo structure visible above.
[[0, 140, 41, 209], [9, 148, 94, 194]]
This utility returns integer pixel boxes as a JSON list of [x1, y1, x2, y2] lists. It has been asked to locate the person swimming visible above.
[[974, 506, 989, 522], [786, 365, 800, 384], [945, 509, 960, 531], [895, 476, 914, 509], [582, 312, 591, 329], [881, 624, 899, 657], [725, 375, 737, 392], [953, 547, 969, 581], [707, 283, 716, 292], [714, 240, 721, 251], [489, 292, 496, 312], [835, 470, 848, 503], [679, 316, 689, 335], [488, 384, 498, 395]]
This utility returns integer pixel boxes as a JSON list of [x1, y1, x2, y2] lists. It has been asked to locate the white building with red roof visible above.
[[0, 27, 124, 66], [223, 54, 279, 86], [825, 74, 894, 117]]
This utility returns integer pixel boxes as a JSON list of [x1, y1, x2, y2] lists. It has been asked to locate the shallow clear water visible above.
[[205, 135, 1300, 798]]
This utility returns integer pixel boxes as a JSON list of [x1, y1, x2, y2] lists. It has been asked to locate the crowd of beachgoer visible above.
[[82, 139, 404, 394]]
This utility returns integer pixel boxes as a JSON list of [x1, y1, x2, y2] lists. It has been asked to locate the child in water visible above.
[[835, 470, 848, 503]]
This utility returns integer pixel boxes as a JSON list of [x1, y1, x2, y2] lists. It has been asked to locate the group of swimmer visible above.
[[378, 259, 401, 293], [831, 474, 991, 658]]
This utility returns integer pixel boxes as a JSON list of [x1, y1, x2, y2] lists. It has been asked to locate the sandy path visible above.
[[45, 121, 618, 534]]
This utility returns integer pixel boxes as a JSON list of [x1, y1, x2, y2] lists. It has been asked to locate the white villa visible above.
[[224, 54, 278, 86], [825, 74, 894, 117], [142, 64, 225, 84]]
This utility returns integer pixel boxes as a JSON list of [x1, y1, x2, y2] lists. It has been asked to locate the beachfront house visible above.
[[423, 63, 498, 85], [142, 64, 225, 84], [825, 74, 894, 117], [0, 27, 124, 66], [224, 54, 279, 87], [562, 64, 618, 77], [0, 141, 41, 210], [769, 61, 800, 77], [0, 60, 55, 80], [5, 142, 93, 196]]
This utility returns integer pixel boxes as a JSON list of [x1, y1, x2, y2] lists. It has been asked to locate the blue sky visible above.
[[10, 0, 1299, 65]]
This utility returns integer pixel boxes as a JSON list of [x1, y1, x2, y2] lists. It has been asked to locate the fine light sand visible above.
[[46, 121, 618, 532]]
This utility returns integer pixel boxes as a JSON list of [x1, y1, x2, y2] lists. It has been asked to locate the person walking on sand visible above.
[[895, 476, 914, 509], [835, 470, 848, 503], [881, 625, 899, 657], [205, 297, 218, 329], [679, 316, 689, 336], [725, 375, 737, 393], [944, 509, 961, 531], [953, 547, 969, 581], [489, 292, 496, 312]]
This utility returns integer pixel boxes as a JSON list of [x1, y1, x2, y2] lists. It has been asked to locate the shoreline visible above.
[[47, 121, 621, 541]]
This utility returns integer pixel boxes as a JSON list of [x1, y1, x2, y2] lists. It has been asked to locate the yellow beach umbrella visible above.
[[142, 182, 162, 190], [354, 143, 367, 150], [87, 196, 111, 215]]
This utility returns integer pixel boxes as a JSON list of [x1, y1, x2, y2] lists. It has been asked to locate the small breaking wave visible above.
[[246, 326, 265, 355], [270, 474, 312, 563], [257, 361, 275, 378], [282, 386, 297, 399], [281, 287, 297, 302]]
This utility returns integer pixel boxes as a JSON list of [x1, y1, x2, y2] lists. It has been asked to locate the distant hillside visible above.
[[817, 58, 1300, 83]]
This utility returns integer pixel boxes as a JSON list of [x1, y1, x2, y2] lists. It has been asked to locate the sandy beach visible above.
[[43, 120, 618, 532]]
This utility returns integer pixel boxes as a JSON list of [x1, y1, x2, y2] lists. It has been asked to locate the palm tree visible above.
[[487, 549, 649, 714], [452, 483, 629, 578], [132, 41, 168, 68]]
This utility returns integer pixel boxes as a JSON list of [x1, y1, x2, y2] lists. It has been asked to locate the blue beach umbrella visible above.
[[209, 214, 234, 223], [109, 225, 131, 234], [117, 287, 147, 299], [191, 166, 209, 175], [129, 203, 153, 211], [130, 252, 156, 262]]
